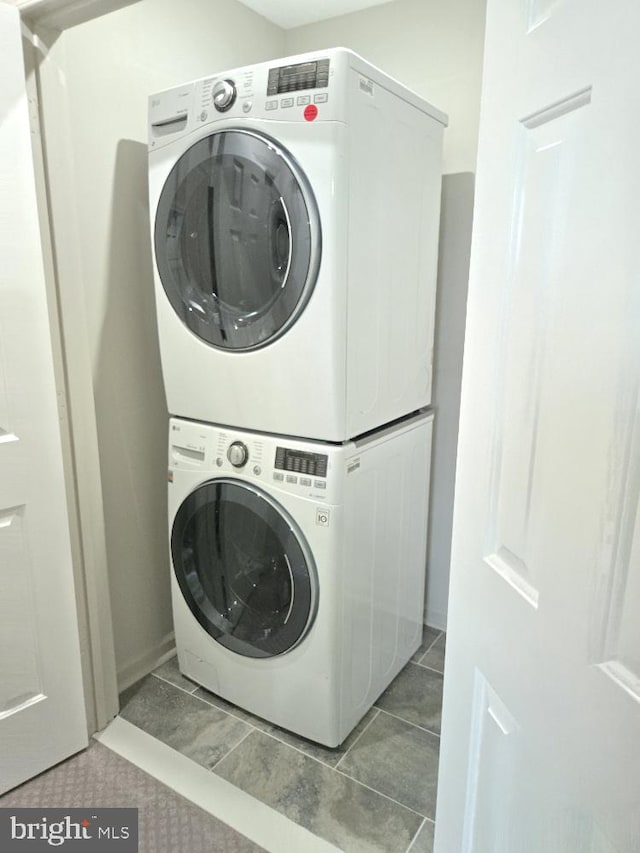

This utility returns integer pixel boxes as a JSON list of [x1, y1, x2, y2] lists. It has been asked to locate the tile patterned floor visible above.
[[119, 629, 446, 853]]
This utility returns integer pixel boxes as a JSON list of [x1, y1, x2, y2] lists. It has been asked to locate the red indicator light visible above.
[[304, 104, 318, 122]]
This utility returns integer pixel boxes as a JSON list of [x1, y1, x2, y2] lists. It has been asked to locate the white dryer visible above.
[[168, 410, 433, 746], [148, 49, 447, 441]]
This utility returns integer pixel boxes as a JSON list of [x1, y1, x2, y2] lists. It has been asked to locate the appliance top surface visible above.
[[148, 46, 447, 131]]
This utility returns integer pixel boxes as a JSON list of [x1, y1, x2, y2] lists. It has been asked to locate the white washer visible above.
[[149, 49, 447, 441], [168, 410, 433, 746]]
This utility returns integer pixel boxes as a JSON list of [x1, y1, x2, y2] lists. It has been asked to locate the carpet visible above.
[[0, 739, 266, 853]]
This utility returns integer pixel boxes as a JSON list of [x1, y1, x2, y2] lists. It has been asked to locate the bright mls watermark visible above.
[[0, 809, 138, 850]]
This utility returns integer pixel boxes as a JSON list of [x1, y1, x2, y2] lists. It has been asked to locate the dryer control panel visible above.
[[191, 58, 339, 126], [266, 58, 330, 96], [149, 49, 354, 149], [149, 48, 446, 151]]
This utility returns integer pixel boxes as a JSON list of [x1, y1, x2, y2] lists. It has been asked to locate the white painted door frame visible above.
[[16, 5, 120, 737], [8, 0, 140, 31]]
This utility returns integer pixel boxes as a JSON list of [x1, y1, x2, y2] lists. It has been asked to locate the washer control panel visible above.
[[170, 419, 334, 499], [227, 440, 249, 468], [274, 447, 327, 478], [272, 446, 329, 491]]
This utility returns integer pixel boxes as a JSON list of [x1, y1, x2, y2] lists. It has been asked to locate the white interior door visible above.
[[436, 1, 640, 850], [0, 2, 88, 793]]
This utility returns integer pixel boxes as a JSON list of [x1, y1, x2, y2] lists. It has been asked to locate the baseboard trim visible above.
[[425, 610, 448, 633], [116, 632, 176, 694]]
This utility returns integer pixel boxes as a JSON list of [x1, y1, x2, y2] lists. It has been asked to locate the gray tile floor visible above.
[[119, 628, 446, 853]]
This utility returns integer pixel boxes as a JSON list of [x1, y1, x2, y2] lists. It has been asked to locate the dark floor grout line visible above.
[[404, 817, 427, 853], [334, 709, 381, 771], [257, 726, 351, 772], [404, 816, 436, 853], [261, 728, 336, 770], [210, 725, 429, 844], [409, 635, 440, 666], [172, 678, 386, 775], [408, 659, 444, 677], [150, 673, 269, 747], [266, 731, 353, 770], [333, 764, 428, 820], [194, 694, 345, 770], [242, 723, 428, 821], [171, 680, 365, 774], [150, 670, 200, 696], [209, 726, 256, 773], [144, 673, 266, 764], [423, 630, 444, 656], [374, 707, 441, 740], [195, 690, 257, 726], [176, 685, 288, 772], [412, 659, 445, 676]]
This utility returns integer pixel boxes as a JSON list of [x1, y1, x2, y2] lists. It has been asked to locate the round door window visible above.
[[171, 479, 318, 658], [155, 129, 321, 351]]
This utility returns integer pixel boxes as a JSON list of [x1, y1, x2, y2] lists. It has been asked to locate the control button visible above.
[[273, 472, 284, 481], [266, 100, 278, 111], [304, 104, 318, 122], [212, 78, 237, 112], [215, 457, 223, 467], [242, 100, 252, 114], [200, 110, 208, 122], [253, 465, 262, 476], [314, 480, 327, 490], [286, 475, 298, 484], [227, 441, 249, 468], [280, 97, 294, 108], [314, 93, 328, 104], [299, 477, 312, 487], [297, 95, 311, 105], [316, 508, 330, 527]]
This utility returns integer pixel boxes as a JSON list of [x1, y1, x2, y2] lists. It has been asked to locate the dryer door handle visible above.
[[283, 554, 295, 625]]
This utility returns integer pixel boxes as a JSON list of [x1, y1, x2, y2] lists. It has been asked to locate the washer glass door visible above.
[[155, 129, 321, 351], [171, 479, 317, 658]]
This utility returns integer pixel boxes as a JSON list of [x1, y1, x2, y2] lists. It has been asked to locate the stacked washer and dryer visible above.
[[148, 48, 447, 747]]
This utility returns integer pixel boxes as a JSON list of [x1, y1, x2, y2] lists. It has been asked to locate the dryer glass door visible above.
[[155, 129, 321, 351], [171, 479, 317, 658]]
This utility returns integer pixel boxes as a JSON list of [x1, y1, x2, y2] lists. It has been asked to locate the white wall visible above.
[[36, 0, 285, 691], [426, 174, 474, 629], [285, 0, 486, 174]]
